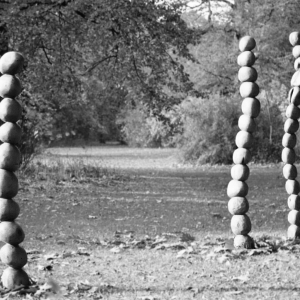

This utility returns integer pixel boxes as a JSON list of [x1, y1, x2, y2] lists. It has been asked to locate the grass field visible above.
[[3, 146, 300, 299]]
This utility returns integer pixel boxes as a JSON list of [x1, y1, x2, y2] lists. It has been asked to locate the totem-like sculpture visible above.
[[285, 32, 300, 239], [227, 36, 260, 248], [0, 52, 30, 288]]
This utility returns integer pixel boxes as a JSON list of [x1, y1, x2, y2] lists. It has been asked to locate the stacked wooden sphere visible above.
[[227, 36, 260, 249], [285, 32, 300, 239], [0, 52, 30, 289]]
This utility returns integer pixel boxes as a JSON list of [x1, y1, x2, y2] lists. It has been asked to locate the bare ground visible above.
[[2, 146, 298, 299]]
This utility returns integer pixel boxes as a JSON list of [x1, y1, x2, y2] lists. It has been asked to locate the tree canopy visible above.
[[1, 0, 300, 162]]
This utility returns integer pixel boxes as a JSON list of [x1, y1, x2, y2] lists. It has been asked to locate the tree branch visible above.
[[78, 55, 117, 76]]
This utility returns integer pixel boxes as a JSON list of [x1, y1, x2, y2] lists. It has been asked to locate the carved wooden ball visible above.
[[286, 104, 300, 120], [282, 133, 297, 148], [282, 148, 296, 164], [288, 209, 300, 226], [0, 198, 20, 221], [237, 51, 256, 67], [284, 118, 299, 134], [235, 131, 254, 148], [283, 164, 298, 180], [1, 267, 30, 289], [294, 58, 300, 71], [238, 114, 256, 133], [238, 67, 257, 82], [0, 75, 22, 98], [0, 170, 18, 199], [228, 197, 249, 215], [239, 36, 256, 52], [289, 87, 300, 106], [231, 164, 250, 181], [291, 70, 300, 87], [293, 46, 300, 59], [0, 143, 21, 172], [285, 179, 300, 195], [227, 180, 248, 198], [287, 224, 300, 239], [232, 148, 251, 165], [0, 98, 22, 123], [290, 32, 300, 46], [0, 221, 24, 245], [0, 52, 24, 75], [231, 214, 251, 235], [0, 244, 27, 269], [240, 82, 259, 98], [234, 234, 254, 249], [0, 122, 22, 145], [241, 97, 261, 118], [288, 194, 300, 211]]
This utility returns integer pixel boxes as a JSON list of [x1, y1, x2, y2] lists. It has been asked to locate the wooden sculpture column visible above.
[[285, 32, 300, 239], [0, 52, 30, 288], [227, 36, 260, 249]]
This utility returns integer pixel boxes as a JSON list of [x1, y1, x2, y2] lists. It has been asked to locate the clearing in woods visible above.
[[6, 146, 300, 299]]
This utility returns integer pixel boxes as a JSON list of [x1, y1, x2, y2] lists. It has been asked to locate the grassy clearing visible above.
[[3, 146, 298, 299]]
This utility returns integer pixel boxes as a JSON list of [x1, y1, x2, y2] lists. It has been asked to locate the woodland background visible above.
[[0, 0, 298, 164]]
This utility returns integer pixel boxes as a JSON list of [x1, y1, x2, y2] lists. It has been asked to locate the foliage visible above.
[[0, 0, 195, 147], [117, 101, 173, 147], [173, 93, 240, 164], [173, 85, 286, 164]]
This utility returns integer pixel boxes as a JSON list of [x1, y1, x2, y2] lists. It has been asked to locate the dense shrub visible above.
[[117, 102, 174, 147], [175, 89, 286, 165]]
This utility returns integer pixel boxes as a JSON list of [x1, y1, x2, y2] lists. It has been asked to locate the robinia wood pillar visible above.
[[285, 32, 300, 239], [227, 36, 260, 249], [0, 52, 30, 288]]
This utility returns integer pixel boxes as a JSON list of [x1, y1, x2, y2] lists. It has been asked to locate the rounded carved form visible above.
[[238, 115, 256, 133], [234, 234, 254, 249], [288, 224, 300, 239], [288, 87, 300, 106], [0, 222, 25, 245], [288, 194, 300, 211], [282, 133, 297, 148], [282, 148, 296, 164], [0, 170, 18, 199], [0, 52, 24, 75], [237, 51, 256, 67], [288, 210, 300, 226], [230, 164, 250, 181], [290, 32, 300, 47], [231, 214, 251, 235], [284, 118, 299, 134], [227, 180, 248, 198], [0, 198, 20, 221], [239, 82, 259, 98], [238, 67, 258, 82], [0, 98, 22, 123], [0, 122, 22, 145], [235, 131, 254, 149], [232, 148, 251, 165], [228, 197, 249, 215], [241, 97, 261, 118], [239, 36, 256, 52], [0, 244, 27, 269], [283, 164, 298, 180], [0, 143, 21, 172], [0, 75, 22, 98], [1, 267, 30, 289]]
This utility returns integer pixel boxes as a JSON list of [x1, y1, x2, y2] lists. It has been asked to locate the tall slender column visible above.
[[0, 52, 30, 288], [227, 36, 260, 249], [286, 32, 300, 239]]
